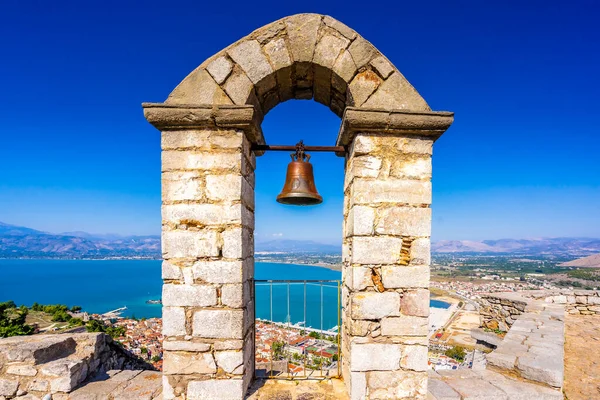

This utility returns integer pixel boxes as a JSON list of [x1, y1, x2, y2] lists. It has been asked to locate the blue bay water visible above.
[[0, 260, 448, 327]]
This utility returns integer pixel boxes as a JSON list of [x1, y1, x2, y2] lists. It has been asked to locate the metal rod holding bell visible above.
[[275, 141, 323, 206], [251, 144, 346, 153]]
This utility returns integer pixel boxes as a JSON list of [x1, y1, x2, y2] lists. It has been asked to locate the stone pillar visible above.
[[338, 108, 453, 400], [144, 104, 263, 400]]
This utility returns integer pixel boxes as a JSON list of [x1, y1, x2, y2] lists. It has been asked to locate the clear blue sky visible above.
[[1, 1, 599, 242]]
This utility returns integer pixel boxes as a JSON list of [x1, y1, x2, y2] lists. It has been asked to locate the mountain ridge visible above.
[[1, 222, 599, 258]]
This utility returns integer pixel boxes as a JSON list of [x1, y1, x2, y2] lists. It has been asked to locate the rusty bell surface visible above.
[[277, 144, 323, 206]]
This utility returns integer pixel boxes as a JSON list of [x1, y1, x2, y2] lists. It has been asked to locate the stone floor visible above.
[[62, 370, 162, 400], [246, 379, 348, 400], [428, 368, 563, 400], [564, 314, 600, 400]]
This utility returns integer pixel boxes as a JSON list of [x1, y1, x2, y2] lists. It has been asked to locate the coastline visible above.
[[256, 260, 342, 271]]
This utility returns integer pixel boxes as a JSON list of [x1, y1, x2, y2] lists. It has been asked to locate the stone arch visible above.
[[144, 13, 453, 400], [166, 13, 430, 121]]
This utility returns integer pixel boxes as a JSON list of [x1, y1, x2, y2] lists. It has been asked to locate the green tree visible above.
[[151, 355, 161, 362], [140, 347, 148, 354], [70, 306, 82, 312], [308, 331, 320, 339], [271, 341, 285, 359], [445, 346, 466, 362], [0, 301, 34, 338]]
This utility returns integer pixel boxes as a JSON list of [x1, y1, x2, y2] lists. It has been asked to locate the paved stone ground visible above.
[[60, 370, 162, 400], [246, 379, 348, 400], [564, 314, 600, 400], [485, 293, 565, 389], [428, 369, 563, 400]]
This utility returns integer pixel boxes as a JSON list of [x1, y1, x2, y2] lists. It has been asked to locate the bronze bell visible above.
[[277, 141, 323, 206]]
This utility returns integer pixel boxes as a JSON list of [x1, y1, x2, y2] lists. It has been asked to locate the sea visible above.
[[0, 260, 449, 330]]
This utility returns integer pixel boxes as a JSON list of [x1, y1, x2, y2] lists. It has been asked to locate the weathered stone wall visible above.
[[341, 133, 433, 400], [482, 292, 565, 389], [159, 124, 256, 400], [0, 333, 151, 399], [477, 294, 527, 332], [522, 289, 600, 315]]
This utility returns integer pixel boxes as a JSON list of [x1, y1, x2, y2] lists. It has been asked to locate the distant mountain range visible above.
[[0, 222, 160, 259], [1, 221, 599, 258], [431, 238, 600, 256]]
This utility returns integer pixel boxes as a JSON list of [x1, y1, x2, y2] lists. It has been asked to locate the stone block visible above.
[[0, 379, 18, 397], [193, 260, 243, 284], [27, 379, 49, 392], [346, 205, 375, 236], [221, 284, 244, 308], [375, 207, 431, 237], [428, 378, 461, 400], [401, 289, 430, 317], [351, 267, 373, 291], [206, 56, 233, 84], [221, 227, 252, 259], [162, 171, 204, 202], [162, 203, 242, 226], [332, 50, 358, 83], [351, 178, 431, 205], [363, 72, 430, 111], [162, 341, 211, 352], [381, 265, 429, 289], [162, 284, 217, 307], [350, 371, 367, 400], [205, 174, 243, 202], [516, 355, 563, 388], [227, 40, 273, 84], [162, 150, 241, 172], [214, 340, 244, 351], [348, 37, 377, 69], [263, 38, 292, 70], [223, 70, 254, 104], [163, 351, 216, 374], [348, 155, 382, 179], [192, 309, 244, 339], [410, 238, 431, 266], [314, 34, 350, 69], [350, 343, 401, 371], [348, 70, 381, 106], [162, 261, 183, 280], [162, 307, 187, 337], [401, 345, 428, 371], [380, 315, 428, 336], [370, 56, 394, 79], [323, 16, 357, 40], [367, 370, 427, 399], [166, 69, 231, 105], [162, 230, 219, 258], [6, 364, 37, 376], [215, 350, 244, 374], [284, 14, 321, 63], [187, 379, 245, 400], [161, 130, 242, 151], [486, 351, 517, 370], [351, 292, 400, 320], [352, 236, 403, 265], [390, 156, 432, 180]]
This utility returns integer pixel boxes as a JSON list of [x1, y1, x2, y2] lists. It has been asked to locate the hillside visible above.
[[560, 253, 600, 268], [0, 222, 160, 259]]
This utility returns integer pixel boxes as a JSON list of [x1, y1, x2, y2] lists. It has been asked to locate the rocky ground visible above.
[[246, 379, 348, 400], [564, 314, 600, 400]]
